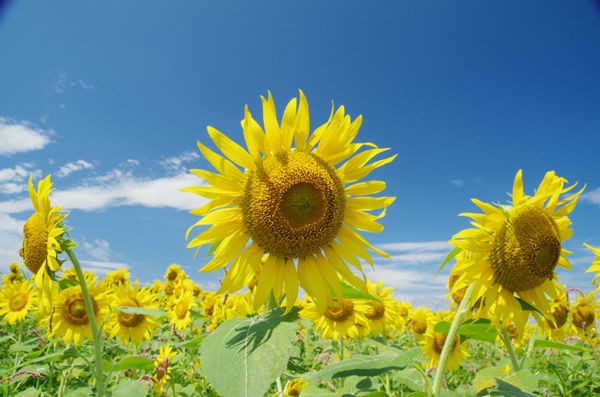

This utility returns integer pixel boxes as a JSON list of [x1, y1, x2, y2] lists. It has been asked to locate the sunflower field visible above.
[[1, 92, 599, 397]]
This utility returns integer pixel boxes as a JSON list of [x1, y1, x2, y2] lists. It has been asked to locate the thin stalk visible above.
[[65, 247, 104, 397], [500, 327, 521, 371], [338, 336, 345, 361], [432, 282, 475, 396]]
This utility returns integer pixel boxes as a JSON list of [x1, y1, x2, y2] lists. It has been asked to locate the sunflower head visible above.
[[449, 170, 584, 332], [184, 91, 396, 311]]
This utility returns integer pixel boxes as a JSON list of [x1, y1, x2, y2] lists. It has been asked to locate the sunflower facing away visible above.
[[449, 170, 584, 334], [584, 243, 600, 289], [19, 175, 68, 307], [184, 91, 396, 311]]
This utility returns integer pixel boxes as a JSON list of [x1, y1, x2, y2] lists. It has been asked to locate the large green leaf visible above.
[[332, 282, 381, 302], [490, 379, 537, 397], [533, 338, 586, 352], [303, 347, 420, 381], [111, 356, 154, 372], [437, 247, 462, 274], [199, 307, 299, 397], [434, 319, 498, 343], [111, 379, 149, 395]]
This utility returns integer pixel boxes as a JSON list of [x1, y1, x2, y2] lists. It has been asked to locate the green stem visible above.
[[338, 336, 345, 361], [432, 283, 475, 396], [65, 247, 104, 397], [500, 327, 520, 371]]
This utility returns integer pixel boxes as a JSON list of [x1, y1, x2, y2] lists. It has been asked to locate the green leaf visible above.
[[115, 306, 167, 317], [110, 379, 149, 395], [303, 347, 420, 381], [63, 387, 94, 397], [515, 297, 542, 316], [173, 334, 206, 349], [434, 319, 498, 343], [60, 239, 78, 251], [490, 378, 537, 397], [14, 387, 43, 397], [437, 247, 461, 274], [473, 366, 505, 393], [332, 282, 381, 302], [112, 356, 154, 372], [199, 307, 299, 397], [533, 339, 586, 352], [58, 278, 79, 290]]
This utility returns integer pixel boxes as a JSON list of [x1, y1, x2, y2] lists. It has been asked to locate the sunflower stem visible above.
[[500, 327, 521, 371], [338, 336, 345, 361], [65, 247, 104, 397], [432, 282, 474, 396]]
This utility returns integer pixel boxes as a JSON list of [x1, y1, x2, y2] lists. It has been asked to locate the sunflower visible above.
[[393, 301, 413, 332], [2, 262, 24, 285], [106, 281, 160, 345], [543, 283, 569, 340], [410, 306, 434, 338], [164, 264, 187, 283], [360, 280, 398, 336], [168, 289, 196, 330], [60, 267, 98, 285], [570, 291, 598, 338], [300, 296, 370, 340], [19, 175, 69, 307], [100, 267, 131, 290], [183, 91, 396, 311], [44, 281, 108, 345], [153, 344, 177, 395], [284, 378, 309, 397], [449, 170, 583, 335], [585, 244, 600, 289], [0, 279, 37, 324], [421, 327, 468, 371]]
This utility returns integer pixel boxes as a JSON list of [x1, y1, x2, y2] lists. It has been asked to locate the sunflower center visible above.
[[549, 302, 569, 329], [21, 212, 49, 274], [175, 300, 189, 319], [490, 207, 561, 292], [365, 301, 385, 320], [432, 332, 456, 355], [118, 297, 146, 328], [9, 292, 28, 312], [411, 316, 428, 335], [63, 292, 97, 326], [572, 304, 595, 329], [324, 299, 354, 322], [241, 151, 345, 259]]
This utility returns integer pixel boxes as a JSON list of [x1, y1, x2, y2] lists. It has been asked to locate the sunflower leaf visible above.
[[437, 247, 462, 274], [199, 307, 299, 397], [332, 282, 381, 302], [302, 347, 421, 381], [115, 306, 167, 317], [434, 319, 498, 343], [58, 278, 79, 290], [515, 297, 542, 315], [111, 356, 154, 372], [532, 339, 586, 352]]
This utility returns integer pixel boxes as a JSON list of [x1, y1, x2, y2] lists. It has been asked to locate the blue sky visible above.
[[1, 1, 600, 309]]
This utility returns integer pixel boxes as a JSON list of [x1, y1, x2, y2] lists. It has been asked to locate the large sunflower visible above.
[[20, 175, 68, 307], [184, 91, 395, 311], [449, 170, 583, 334], [44, 282, 109, 345], [584, 243, 600, 289]]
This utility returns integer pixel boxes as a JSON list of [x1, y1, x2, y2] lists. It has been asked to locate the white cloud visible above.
[[0, 164, 42, 194], [377, 241, 451, 253], [0, 118, 52, 155], [56, 159, 94, 178], [0, 170, 207, 214], [81, 239, 112, 261], [451, 179, 465, 187], [0, 213, 24, 274], [159, 151, 201, 172], [78, 260, 129, 276], [581, 187, 600, 206]]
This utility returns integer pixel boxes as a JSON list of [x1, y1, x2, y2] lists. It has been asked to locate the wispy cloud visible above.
[[76, 260, 129, 276], [56, 159, 95, 178], [159, 151, 201, 173], [0, 118, 53, 155], [0, 170, 206, 214], [52, 70, 94, 93], [81, 239, 113, 262], [0, 213, 23, 273], [581, 187, 600, 206], [0, 164, 42, 194]]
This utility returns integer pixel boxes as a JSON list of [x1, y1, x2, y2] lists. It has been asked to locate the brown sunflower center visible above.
[[432, 332, 457, 355], [324, 299, 354, 322], [365, 301, 385, 320], [241, 151, 345, 259], [411, 315, 428, 335], [572, 303, 595, 329], [548, 302, 569, 329], [62, 292, 97, 326], [20, 212, 48, 274], [117, 297, 146, 328], [9, 291, 28, 312], [490, 207, 561, 292]]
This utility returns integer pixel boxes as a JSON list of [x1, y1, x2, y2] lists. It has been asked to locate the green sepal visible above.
[[437, 247, 462, 274]]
